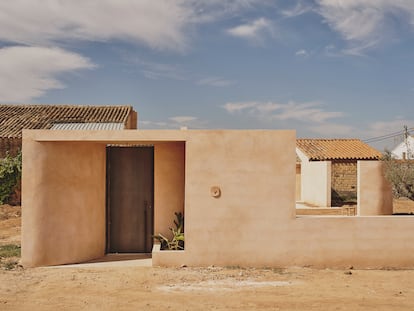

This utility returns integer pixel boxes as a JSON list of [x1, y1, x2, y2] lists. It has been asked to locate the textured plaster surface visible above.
[[358, 161, 393, 216], [22, 130, 414, 268], [154, 142, 185, 238], [22, 139, 106, 267]]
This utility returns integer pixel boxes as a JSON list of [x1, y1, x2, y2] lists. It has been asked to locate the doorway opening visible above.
[[106, 145, 154, 253]]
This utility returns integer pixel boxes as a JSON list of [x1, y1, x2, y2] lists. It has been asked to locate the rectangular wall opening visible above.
[[153, 142, 186, 250]]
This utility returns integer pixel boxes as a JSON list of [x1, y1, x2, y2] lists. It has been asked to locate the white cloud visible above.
[[295, 49, 309, 57], [123, 54, 235, 86], [318, 1, 383, 42], [309, 123, 354, 136], [140, 115, 207, 129], [0, 1, 192, 51], [139, 120, 169, 128], [282, 1, 313, 18], [197, 77, 236, 87], [222, 101, 261, 113], [186, 0, 272, 23], [0, 1, 266, 102], [341, 40, 380, 57], [133, 59, 188, 81], [222, 100, 344, 123], [5, 1, 413, 55], [0, 0, 274, 52], [226, 18, 275, 44], [276, 102, 343, 122], [317, 0, 414, 52], [0, 46, 95, 102], [169, 116, 198, 123]]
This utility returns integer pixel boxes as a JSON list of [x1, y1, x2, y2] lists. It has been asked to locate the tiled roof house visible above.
[[0, 104, 137, 157], [296, 138, 382, 161], [296, 138, 383, 207]]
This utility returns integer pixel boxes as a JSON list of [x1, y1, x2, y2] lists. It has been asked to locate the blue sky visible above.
[[0, 0, 413, 150]]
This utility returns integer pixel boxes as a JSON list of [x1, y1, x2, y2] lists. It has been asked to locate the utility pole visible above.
[[404, 125, 411, 159]]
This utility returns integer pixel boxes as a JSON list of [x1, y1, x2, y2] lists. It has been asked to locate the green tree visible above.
[[383, 151, 414, 200], [0, 151, 22, 205]]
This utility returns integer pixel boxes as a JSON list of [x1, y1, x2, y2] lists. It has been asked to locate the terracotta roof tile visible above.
[[0, 104, 134, 138], [296, 138, 382, 161]]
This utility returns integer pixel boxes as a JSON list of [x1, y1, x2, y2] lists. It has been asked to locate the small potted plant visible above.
[[154, 212, 184, 250]]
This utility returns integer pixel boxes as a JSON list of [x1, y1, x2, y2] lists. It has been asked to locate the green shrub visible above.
[[383, 152, 414, 200], [0, 244, 21, 258], [0, 151, 22, 205]]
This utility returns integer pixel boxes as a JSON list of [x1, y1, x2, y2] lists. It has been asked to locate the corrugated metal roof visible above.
[[0, 104, 134, 138], [51, 122, 124, 130], [296, 138, 382, 161]]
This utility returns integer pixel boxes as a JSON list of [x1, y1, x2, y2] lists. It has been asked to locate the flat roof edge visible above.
[[22, 129, 296, 142]]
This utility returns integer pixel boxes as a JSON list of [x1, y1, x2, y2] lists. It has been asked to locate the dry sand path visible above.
[[1, 204, 414, 310]]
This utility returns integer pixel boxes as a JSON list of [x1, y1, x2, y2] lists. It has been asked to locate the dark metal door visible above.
[[107, 146, 154, 253]]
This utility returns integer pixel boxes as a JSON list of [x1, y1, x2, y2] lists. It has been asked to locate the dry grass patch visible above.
[[0, 204, 21, 246], [0, 204, 21, 270], [0, 244, 20, 270]]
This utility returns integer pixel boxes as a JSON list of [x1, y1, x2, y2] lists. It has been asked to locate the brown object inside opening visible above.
[[106, 146, 154, 253]]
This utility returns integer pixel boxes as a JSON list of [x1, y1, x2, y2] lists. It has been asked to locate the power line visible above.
[[364, 132, 404, 143], [364, 132, 403, 143], [363, 126, 414, 143]]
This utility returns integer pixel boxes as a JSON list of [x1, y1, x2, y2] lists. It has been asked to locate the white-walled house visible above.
[[296, 139, 386, 208], [391, 136, 414, 160]]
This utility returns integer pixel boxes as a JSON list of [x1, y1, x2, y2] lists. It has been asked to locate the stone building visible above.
[[296, 139, 385, 208]]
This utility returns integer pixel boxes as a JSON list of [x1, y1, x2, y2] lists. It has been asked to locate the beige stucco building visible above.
[[21, 130, 414, 269]]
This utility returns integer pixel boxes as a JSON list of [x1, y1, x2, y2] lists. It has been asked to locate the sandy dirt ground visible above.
[[1, 264, 414, 311], [0, 203, 413, 310], [0, 204, 21, 246]]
